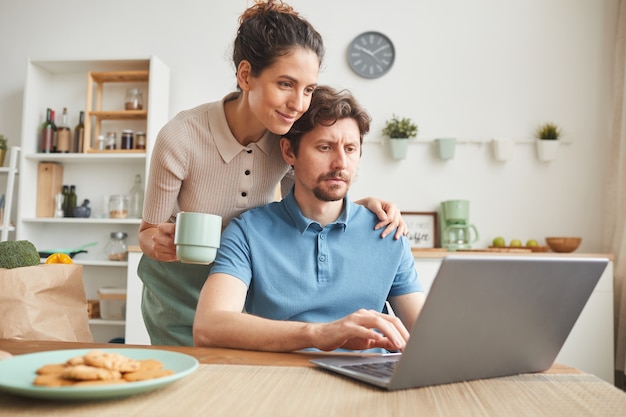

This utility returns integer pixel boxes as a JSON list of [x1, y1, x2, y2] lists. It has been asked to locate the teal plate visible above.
[[0, 348, 199, 401]]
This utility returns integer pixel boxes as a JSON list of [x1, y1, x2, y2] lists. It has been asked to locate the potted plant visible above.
[[535, 122, 561, 162], [0, 135, 7, 167], [382, 114, 418, 160]]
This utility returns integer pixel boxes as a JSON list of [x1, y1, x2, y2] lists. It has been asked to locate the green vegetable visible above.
[[0, 240, 40, 269]]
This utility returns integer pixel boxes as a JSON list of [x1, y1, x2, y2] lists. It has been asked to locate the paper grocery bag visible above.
[[0, 264, 93, 342]]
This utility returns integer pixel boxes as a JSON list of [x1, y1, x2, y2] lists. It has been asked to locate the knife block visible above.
[[36, 162, 63, 217]]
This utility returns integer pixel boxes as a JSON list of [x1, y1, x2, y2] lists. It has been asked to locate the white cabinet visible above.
[[0, 146, 19, 241], [413, 253, 614, 384], [125, 249, 150, 345], [16, 57, 169, 342]]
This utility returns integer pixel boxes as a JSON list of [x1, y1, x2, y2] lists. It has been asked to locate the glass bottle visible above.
[[61, 185, 70, 217], [56, 107, 71, 153], [128, 174, 144, 218], [73, 111, 85, 153], [40, 108, 56, 153], [106, 231, 128, 261], [66, 185, 77, 218]]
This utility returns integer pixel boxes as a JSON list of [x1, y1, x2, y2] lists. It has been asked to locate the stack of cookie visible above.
[[34, 350, 174, 387]]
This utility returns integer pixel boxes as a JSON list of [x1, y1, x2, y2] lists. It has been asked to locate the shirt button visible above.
[[245, 170, 251, 175], [241, 192, 247, 197], [319, 255, 326, 262], [319, 234, 326, 240], [247, 149, 252, 154]]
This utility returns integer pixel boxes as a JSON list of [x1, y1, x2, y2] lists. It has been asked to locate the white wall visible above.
[[0, 0, 618, 251]]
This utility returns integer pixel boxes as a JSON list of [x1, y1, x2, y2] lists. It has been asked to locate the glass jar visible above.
[[121, 130, 134, 150], [106, 231, 128, 261], [108, 194, 128, 219], [105, 132, 117, 150], [97, 134, 106, 150], [135, 131, 146, 150], [125, 88, 143, 110]]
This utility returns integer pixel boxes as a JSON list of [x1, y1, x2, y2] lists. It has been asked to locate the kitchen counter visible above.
[[412, 248, 614, 260], [411, 249, 614, 383]]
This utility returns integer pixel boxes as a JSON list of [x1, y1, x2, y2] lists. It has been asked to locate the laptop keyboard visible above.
[[341, 360, 398, 378]]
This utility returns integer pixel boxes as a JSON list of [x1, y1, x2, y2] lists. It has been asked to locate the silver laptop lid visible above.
[[388, 255, 607, 390]]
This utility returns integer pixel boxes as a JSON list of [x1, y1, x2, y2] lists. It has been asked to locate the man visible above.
[[193, 86, 425, 352]]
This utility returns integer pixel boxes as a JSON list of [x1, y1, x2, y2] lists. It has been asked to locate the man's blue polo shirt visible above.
[[210, 189, 422, 323]]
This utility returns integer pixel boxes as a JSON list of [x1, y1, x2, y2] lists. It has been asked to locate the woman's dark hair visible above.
[[233, 0, 325, 85], [283, 86, 371, 156]]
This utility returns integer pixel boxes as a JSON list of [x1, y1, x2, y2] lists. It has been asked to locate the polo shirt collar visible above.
[[212, 95, 278, 163], [283, 187, 350, 234]]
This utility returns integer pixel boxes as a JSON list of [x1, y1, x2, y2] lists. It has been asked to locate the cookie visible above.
[[33, 373, 76, 387], [36, 363, 67, 375], [136, 359, 164, 371], [123, 368, 174, 382], [73, 379, 128, 387], [61, 365, 122, 381], [66, 355, 85, 366], [83, 350, 141, 373]]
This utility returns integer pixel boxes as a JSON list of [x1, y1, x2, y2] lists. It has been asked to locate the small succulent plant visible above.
[[0, 134, 7, 150], [382, 114, 418, 139], [535, 122, 561, 140]]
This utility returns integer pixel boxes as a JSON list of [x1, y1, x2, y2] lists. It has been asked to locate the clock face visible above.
[[347, 31, 395, 79]]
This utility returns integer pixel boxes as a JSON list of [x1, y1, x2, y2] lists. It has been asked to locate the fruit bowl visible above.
[[545, 237, 582, 253]]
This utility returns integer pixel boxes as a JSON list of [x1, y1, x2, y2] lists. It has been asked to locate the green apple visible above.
[[510, 239, 522, 247], [526, 239, 538, 247], [492, 237, 506, 247]]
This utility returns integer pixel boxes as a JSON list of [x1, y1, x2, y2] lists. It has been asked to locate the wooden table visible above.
[[1, 339, 625, 417]]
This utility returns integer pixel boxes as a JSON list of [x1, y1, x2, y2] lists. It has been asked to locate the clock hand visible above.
[[354, 44, 382, 64], [372, 44, 390, 55]]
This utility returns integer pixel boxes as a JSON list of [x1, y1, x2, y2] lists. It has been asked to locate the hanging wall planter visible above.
[[435, 137, 456, 160], [0, 135, 7, 167], [388, 138, 410, 160], [536, 139, 559, 162], [492, 138, 514, 162], [382, 114, 418, 161], [534, 122, 562, 162]]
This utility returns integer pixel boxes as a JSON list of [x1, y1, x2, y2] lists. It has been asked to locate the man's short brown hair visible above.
[[282, 86, 371, 156]]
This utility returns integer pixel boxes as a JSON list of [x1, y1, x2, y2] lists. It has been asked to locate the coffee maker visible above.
[[439, 200, 479, 251]]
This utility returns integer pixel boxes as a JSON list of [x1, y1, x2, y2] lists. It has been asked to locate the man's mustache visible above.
[[319, 171, 349, 181]]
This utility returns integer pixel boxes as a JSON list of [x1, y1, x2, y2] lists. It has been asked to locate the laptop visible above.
[[310, 255, 608, 390]]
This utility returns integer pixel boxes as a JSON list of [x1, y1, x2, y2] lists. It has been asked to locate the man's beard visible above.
[[312, 171, 350, 202]]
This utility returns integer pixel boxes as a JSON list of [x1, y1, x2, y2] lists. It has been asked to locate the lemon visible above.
[[510, 239, 522, 247], [526, 239, 538, 247], [45, 253, 73, 264], [492, 237, 506, 247]]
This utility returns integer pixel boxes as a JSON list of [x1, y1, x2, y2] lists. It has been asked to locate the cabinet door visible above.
[[125, 250, 150, 345]]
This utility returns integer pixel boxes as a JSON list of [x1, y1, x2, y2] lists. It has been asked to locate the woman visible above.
[[138, 0, 406, 346]]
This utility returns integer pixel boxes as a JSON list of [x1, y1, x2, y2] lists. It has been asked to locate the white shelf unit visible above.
[[0, 146, 20, 241], [17, 56, 169, 342]]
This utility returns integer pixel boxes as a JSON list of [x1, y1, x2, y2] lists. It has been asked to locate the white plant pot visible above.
[[536, 140, 559, 162], [492, 139, 514, 162], [389, 138, 409, 160], [435, 138, 456, 160]]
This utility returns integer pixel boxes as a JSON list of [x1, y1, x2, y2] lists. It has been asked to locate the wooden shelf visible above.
[[84, 70, 149, 153], [88, 70, 149, 84], [88, 110, 147, 120]]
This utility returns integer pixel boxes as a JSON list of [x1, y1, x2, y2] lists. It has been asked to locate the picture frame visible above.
[[401, 212, 438, 249]]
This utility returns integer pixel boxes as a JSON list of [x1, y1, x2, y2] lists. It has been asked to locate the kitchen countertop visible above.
[[411, 248, 614, 260]]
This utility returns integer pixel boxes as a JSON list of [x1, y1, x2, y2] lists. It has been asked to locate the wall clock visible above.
[[347, 31, 395, 79]]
